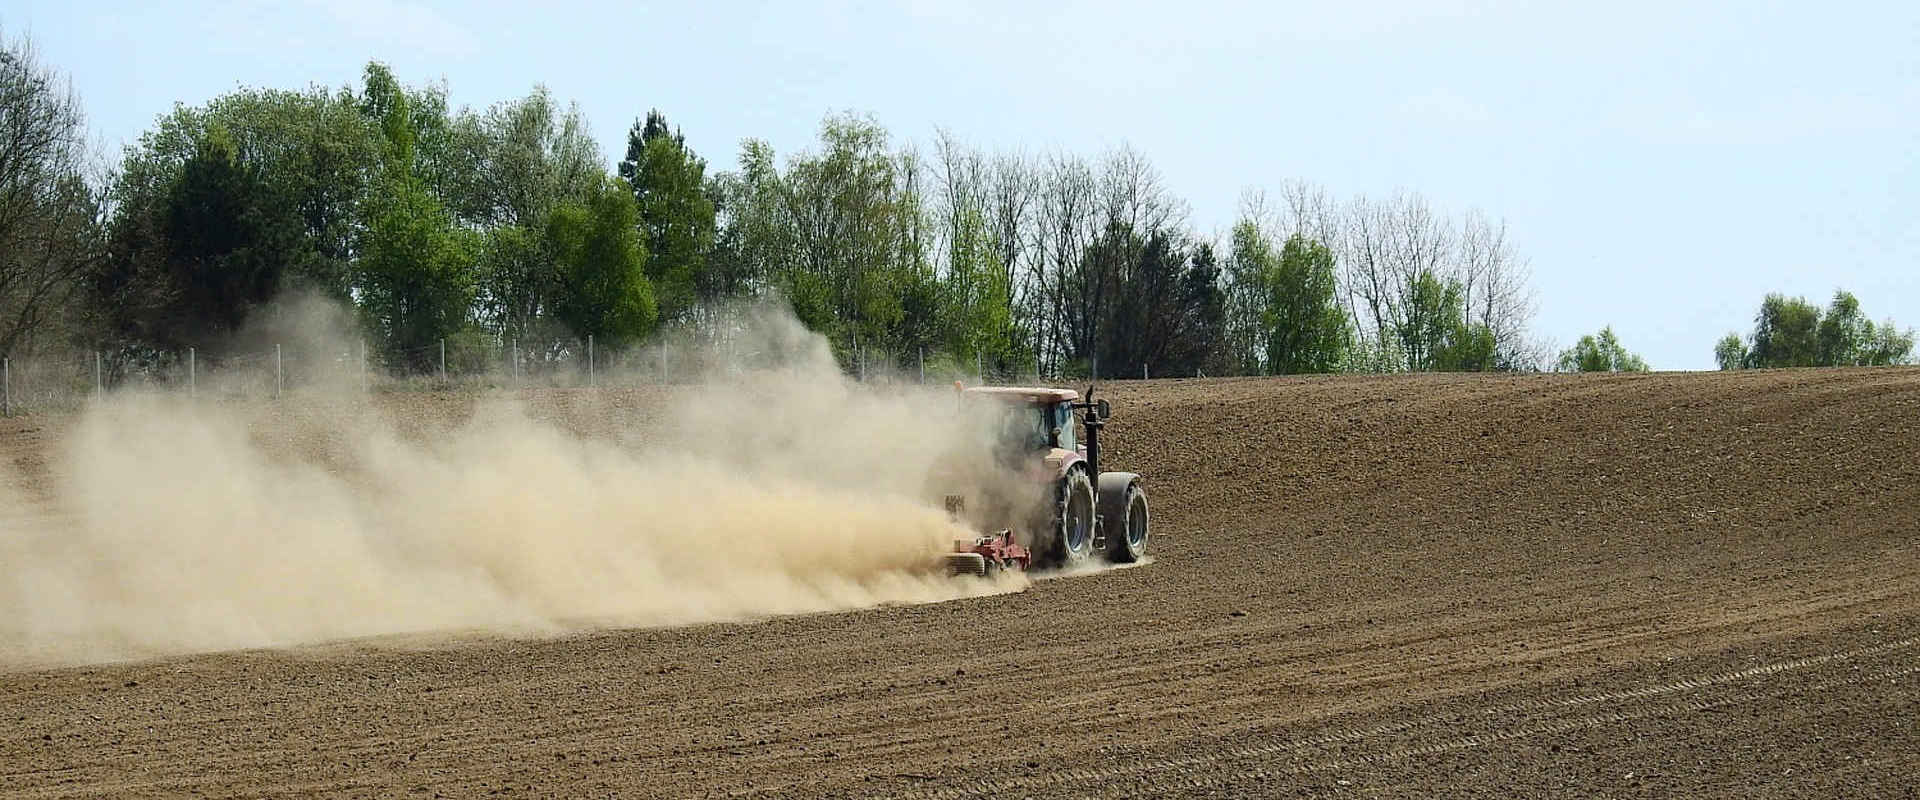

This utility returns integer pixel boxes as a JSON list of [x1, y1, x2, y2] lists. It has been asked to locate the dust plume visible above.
[[0, 306, 1030, 667]]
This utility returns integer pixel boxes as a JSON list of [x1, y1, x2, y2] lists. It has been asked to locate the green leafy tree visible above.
[[1716, 288, 1914, 369], [705, 139, 782, 304], [1814, 290, 1914, 366], [1747, 293, 1821, 367], [436, 85, 601, 345], [546, 176, 656, 348], [617, 110, 716, 323], [1397, 271, 1461, 371], [1392, 270, 1497, 372], [1714, 332, 1748, 370], [1556, 326, 1649, 372], [354, 67, 481, 370], [355, 169, 478, 370], [356, 178, 478, 370], [159, 130, 306, 340], [1863, 322, 1916, 366], [939, 203, 1020, 369], [1434, 322, 1497, 371], [1261, 233, 1350, 374], [474, 224, 552, 344], [448, 85, 600, 229], [1815, 291, 1868, 366], [773, 113, 923, 362], [1090, 227, 1224, 378], [1220, 219, 1270, 374], [98, 77, 380, 350]]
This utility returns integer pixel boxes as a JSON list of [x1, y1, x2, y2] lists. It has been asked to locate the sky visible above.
[[6, 0, 1915, 369]]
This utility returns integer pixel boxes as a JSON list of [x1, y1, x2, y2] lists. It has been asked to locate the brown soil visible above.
[[3, 369, 1918, 798]]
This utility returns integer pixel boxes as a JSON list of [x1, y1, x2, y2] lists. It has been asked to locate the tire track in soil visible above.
[[873, 637, 1920, 799]]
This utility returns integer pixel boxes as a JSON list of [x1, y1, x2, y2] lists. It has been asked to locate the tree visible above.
[[1747, 293, 1821, 368], [1397, 271, 1461, 371], [445, 85, 600, 230], [705, 139, 783, 305], [1815, 290, 1867, 366], [1178, 242, 1229, 376], [771, 112, 925, 363], [1862, 322, 1916, 366], [1715, 289, 1913, 369], [1557, 326, 1649, 372], [354, 69, 479, 369], [547, 176, 655, 348], [1026, 151, 1098, 376], [1261, 233, 1349, 374], [1714, 332, 1747, 370], [356, 177, 477, 370], [158, 130, 306, 342], [99, 65, 387, 352], [1814, 290, 1912, 366], [617, 110, 715, 324], [1085, 226, 1224, 379], [0, 30, 100, 356], [473, 223, 552, 345]]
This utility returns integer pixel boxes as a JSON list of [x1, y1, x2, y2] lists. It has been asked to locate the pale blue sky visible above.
[[8, 0, 1916, 369]]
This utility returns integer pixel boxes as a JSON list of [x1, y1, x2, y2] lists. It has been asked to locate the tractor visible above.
[[942, 386, 1149, 576]]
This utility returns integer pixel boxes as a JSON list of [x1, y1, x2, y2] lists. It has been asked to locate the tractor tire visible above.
[[1049, 465, 1097, 568], [1098, 474, 1149, 563]]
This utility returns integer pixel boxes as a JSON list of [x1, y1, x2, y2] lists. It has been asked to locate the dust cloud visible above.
[[0, 304, 1030, 667]]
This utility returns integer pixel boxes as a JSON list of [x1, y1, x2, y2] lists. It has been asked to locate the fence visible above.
[[0, 337, 1065, 418]]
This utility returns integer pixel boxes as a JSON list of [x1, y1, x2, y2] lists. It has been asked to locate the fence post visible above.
[[919, 348, 925, 384], [512, 337, 520, 383], [95, 351, 102, 394], [189, 347, 196, 397], [976, 352, 982, 384], [1144, 363, 1148, 380], [588, 334, 595, 388], [439, 339, 446, 382], [2, 356, 9, 417]]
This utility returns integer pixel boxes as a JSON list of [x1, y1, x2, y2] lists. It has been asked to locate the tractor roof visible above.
[[962, 386, 1080, 404]]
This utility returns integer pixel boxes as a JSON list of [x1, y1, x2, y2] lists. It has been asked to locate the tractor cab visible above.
[[964, 387, 1082, 465]]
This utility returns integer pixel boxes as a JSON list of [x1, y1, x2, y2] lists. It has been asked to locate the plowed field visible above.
[[4, 369, 1918, 797]]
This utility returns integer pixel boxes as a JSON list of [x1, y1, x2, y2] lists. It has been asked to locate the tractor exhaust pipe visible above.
[[1078, 387, 1107, 478]]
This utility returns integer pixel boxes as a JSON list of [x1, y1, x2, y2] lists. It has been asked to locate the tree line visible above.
[[1715, 291, 1914, 370], [2, 36, 1912, 380]]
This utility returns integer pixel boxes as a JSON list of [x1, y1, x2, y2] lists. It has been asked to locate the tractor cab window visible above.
[[997, 404, 1051, 453], [1053, 402, 1077, 451]]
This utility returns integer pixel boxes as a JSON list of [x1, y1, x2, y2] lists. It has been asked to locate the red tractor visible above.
[[942, 386, 1150, 576]]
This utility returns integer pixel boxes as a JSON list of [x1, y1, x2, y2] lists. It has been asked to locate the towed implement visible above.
[[943, 386, 1149, 576]]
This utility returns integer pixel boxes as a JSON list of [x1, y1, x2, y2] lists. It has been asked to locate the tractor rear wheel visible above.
[[1051, 466, 1096, 567], [1102, 482, 1149, 563]]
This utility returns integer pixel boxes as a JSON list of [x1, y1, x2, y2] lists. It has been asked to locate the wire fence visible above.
[[0, 337, 1055, 418]]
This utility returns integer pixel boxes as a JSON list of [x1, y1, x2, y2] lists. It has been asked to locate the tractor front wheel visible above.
[[1050, 466, 1096, 568]]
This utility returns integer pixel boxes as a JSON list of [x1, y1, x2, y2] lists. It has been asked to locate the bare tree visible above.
[[987, 150, 1033, 296], [1456, 209, 1538, 368], [0, 30, 101, 357], [1025, 151, 1097, 376], [1276, 179, 1340, 247], [1341, 193, 1396, 350], [931, 128, 987, 301]]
